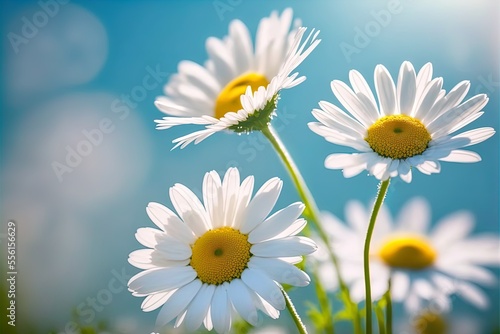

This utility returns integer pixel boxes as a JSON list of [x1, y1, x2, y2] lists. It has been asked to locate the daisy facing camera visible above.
[[309, 61, 496, 182], [127, 167, 317, 333]]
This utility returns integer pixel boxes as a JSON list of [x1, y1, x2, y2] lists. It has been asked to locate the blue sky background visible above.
[[1, 0, 499, 333]]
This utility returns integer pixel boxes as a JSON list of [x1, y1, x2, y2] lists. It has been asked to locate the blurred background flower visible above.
[[315, 197, 500, 312], [1, 0, 498, 333]]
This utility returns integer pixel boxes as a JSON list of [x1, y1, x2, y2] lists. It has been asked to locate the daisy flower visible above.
[[316, 197, 500, 312], [128, 168, 316, 333], [154, 8, 320, 148], [308, 61, 495, 182], [396, 310, 483, 334]]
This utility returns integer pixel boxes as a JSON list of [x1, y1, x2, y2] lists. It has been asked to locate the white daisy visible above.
[[396, 310, 482, 334], [154, 8, 320, 148], [308, 61, 495, 182], [316, 197, 500, 313], [128, 168, 316, 333]]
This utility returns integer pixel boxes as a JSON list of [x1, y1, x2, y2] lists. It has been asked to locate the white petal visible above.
[[397, 61, 417, 115], [397, 160, 412, 183], [203, 171, 223, 228], [147, 203, 195, 244], [330, 80, 374, 127], [414, 159, 441, 175], [128, 267, 196, 295], [374, 64, 396, 116], [413, 77, 442, 120], [437, 263, 496, 285], [135, 227, 162, 248], [345, 200, 370, 234], [325, 153, 376, 178], [395, 197, 430, 233], [241, 268, 285, 310], [456, 281, 489, 308], [211, 285, 232, 334], [315, 101, 367, 136], [415, 62, 433, 99], [170, 184, 210, 236], [227, 279, 261, 326], [404, 287, 422, 313], [142, 291, 173, 312], [248, 202, 305, 243], [431, 211, 474, 248], [253, 292, 280, 319], [155, 235, 192, 261], [343, 164, 370, 178], [231, 175, 255, 230], [171, 128, 219, 149], [177, 60, 221, 97], [184, 283, 215, 332], [205, 37, 236, 85], [154, 98, 208, 118], [155, 279, 202, 327], [228, 20, 253, 73], [428, 94, 488, 136], [413, 279, 434, 299], [424, 80, 470, 123], [439, 149, 481, 163], [391, 271, 410, 301], [369, 157, 392, 180], [349, 69, 378, 116], [248, 257, 310, 287], [221, 167, 241, 228], [431, 273, 457, 295], [451, 127, 496, 147], [240, 177, 282, 234], [251, 236, 317, 257], [128, 249, 189, 270]]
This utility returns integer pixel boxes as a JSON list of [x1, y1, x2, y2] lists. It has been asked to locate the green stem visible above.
[[262, 125, 359, 332], [364, 179, 391, 334], [385, 278, 393, 334], [312, 263, 335, 334], [374, 303, 386, 334], [282, 287, 309, 334], [261, 125, 345, 287]]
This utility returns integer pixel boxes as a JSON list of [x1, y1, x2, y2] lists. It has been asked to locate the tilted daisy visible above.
[[154, 8, 320, 148], [308, 61, 495, 182], [128, 168, 316, 333], [316, 197, 500, 312]]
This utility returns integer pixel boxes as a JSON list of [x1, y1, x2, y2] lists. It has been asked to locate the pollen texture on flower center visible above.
[[365, 114, 432, 159], [378, 234, 437, 270], [190, 227, 251, 285], [215, 72, 269, 119]]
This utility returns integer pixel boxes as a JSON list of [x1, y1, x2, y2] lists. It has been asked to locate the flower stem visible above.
[[384, 278, 393, 334], [262, 124, 359, 331], [312, 263, 335, 334], [282, 286, 308, 334], [364, 179, 391, 334], [374, 302, 386, 334]]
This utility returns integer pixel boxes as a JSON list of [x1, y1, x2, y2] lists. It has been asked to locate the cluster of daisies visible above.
[[127, 7, 498, 334]]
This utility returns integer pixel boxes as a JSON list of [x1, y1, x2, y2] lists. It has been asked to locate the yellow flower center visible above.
[[413, 311, 447, 334], [214, 72, 269, 119], [190, 227, 251, 285], [365, 115, 431, 159], [378, 235, 437, 270]]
